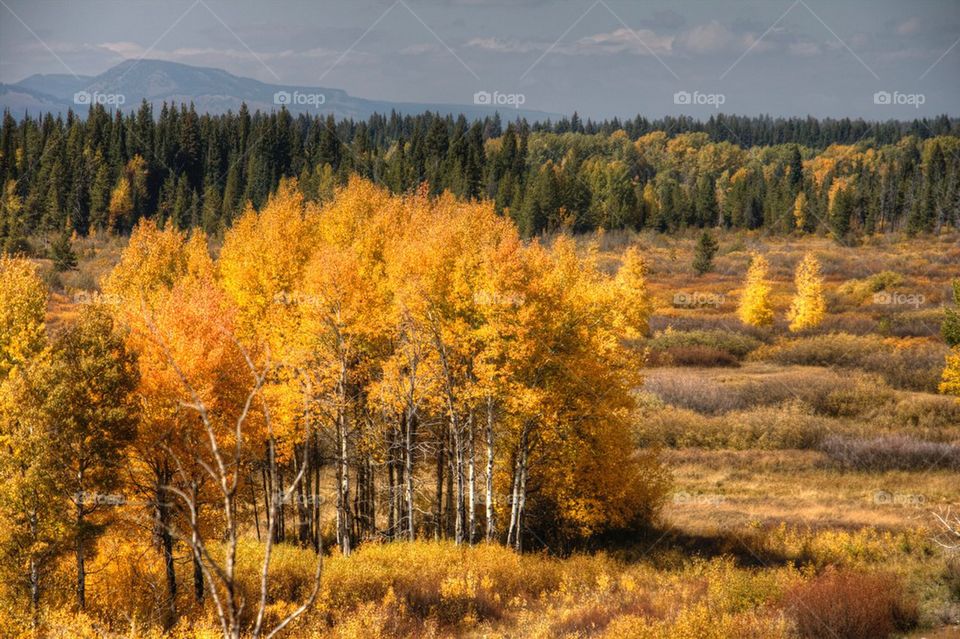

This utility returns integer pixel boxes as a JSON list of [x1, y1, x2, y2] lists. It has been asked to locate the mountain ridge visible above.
[[1, 59, 556, 121]]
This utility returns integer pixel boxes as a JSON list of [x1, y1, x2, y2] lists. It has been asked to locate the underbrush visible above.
[[15, 532, 940, 639], [750, 333, 949, 392], [641, 367, 895, 418], [784, 568, 918, 639], [819, 435, 960, 471], [644, 328, 762, 367]]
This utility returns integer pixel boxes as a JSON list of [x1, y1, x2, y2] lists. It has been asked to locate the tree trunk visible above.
[[485, 396, 496, 542], [156, 476, 177, 629], [405, 404, 417, 540], [434, 439, 444, 540], [192, 483, 204, 604], [76, 498, 86, 609], [467, 411, 476, 544]]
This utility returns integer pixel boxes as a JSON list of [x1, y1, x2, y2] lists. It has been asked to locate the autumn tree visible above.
[[0, 257, 55, 626], [738, 253, 775, 327], [787, 253, 827, 332], [43, 306, 139, 609]]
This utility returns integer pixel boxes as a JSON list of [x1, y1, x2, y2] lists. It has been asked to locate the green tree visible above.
[[50, 231, 78, 272], [45, 306, 139, 609], [692, 229, 719, 275], [943, 279, 960, 347]]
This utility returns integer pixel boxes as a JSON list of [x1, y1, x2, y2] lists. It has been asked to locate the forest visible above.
[[0, 105, 959, 252], [1, 106, 959, 639]]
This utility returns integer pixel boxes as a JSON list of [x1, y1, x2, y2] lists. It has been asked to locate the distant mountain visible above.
[[1, 59, 557, 122]]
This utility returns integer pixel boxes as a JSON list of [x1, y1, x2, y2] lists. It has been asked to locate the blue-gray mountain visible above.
[[0, 59, 556, 121]]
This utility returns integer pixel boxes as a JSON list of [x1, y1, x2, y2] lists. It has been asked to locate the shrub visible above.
[[646, 328, 762, 360], [818, 435, 960, 471], [752, 334, 949, 392], [887, 393, 960, 430], [752, 333, 881, 368], [784, 569, 917, 639], [647, 345, 739, 367]]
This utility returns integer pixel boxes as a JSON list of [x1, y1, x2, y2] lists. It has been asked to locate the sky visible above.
[[1, 0, 958, 119]]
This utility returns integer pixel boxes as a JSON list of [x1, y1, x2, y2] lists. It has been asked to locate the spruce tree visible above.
[[50, 231, 78, 272], [692, 229, 719, 276]]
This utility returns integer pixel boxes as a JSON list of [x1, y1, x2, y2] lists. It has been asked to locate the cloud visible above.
[[399, 43, 443, 55], [567, 28, 674, 56], [465, 37, 544, 53], [896, 16, 922, 36], [675, 21, 737, 54]]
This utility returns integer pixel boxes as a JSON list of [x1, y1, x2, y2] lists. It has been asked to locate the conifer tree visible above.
[[50, 231, 78, 272], [942, 280, 960, 347], [692, 229, 719, 275]]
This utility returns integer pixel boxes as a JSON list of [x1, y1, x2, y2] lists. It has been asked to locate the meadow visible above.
[[5, 210, 960, 639]]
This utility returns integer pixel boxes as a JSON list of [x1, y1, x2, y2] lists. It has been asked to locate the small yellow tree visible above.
[[941, 348, 960, 397], [787, 252, 826, 331], [737, 253, 774, 327]]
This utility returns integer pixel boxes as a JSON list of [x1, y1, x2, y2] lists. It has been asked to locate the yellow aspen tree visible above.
[[792, 191, 808, 231], [0, 256, 47, 378], [941, 348, 960, 397], [787, 252, 827, 331], [614, 246, 654, 339], [737, 253, 775, 327]]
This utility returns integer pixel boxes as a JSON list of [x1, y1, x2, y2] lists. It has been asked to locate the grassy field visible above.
[[26, 228, 960, 638]]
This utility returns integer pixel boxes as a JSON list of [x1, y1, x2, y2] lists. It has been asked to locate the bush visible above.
[[647, 345, 740, 367], [635, 401, 827, 450], [642, 367, 892, 418], [752, 333, 949, 392], [819, 435, 960, 471], [646, 328, 762, 361], [784, 569, 917, 639]]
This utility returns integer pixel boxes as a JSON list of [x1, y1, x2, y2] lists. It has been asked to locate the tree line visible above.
[[0, 105, 958, 252], [0, 178, 668, 630]]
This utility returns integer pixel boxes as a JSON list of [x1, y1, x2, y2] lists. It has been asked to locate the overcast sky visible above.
[[1, 0, 958, 119]]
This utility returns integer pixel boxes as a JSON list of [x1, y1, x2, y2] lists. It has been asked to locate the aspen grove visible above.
[[0, 176, 669, 629]]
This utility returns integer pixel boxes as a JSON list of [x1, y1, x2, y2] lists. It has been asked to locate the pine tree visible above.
[[692, 229, 719, 275], [942, 280, 960, 347], [737, 253, 774, 327], [50, 231, 77, 272], [786, 252, 826, 331]]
